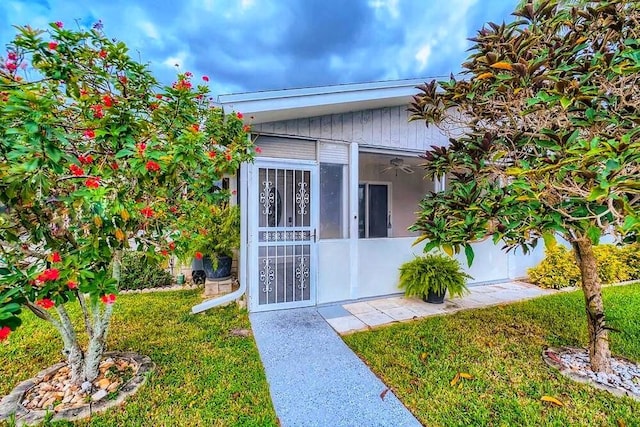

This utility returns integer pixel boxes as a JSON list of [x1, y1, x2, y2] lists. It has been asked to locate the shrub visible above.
[[528, 243, 640, 289], [120, 253, 174, 291], [398, 253, 471, 298], [528, 244, 580, 289]]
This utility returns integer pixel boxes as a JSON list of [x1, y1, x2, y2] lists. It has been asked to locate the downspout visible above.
[[192, 153, 250, 314]]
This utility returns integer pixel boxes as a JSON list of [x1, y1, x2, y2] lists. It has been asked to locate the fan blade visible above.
[[400, 165, 415, 174]]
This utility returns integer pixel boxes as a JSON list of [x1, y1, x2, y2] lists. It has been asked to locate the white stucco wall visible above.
[[317, 240, 351, 304]]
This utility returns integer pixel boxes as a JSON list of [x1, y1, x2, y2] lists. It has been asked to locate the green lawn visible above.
[[344, 284, 640, 427], [0, 290, 277, 426]]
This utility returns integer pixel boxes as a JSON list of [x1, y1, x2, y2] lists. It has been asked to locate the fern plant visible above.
[[398, 254, 471, 298]]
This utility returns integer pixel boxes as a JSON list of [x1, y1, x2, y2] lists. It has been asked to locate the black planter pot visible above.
[[203, 255, 232, 279], [423, 288, 446, 304]]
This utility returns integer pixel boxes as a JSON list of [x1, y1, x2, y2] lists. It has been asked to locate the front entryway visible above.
[[247, 161, 318, 311]]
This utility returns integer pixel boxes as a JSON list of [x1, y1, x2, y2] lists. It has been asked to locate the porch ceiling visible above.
[[217, 78, 427, 125]]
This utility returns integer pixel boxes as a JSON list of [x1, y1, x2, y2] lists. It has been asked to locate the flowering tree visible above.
[[409, 0, 639, 373], [0, 23, 254, 385]]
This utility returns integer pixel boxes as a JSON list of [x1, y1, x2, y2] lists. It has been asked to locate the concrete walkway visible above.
[[319, 281, 555, 334], [250, 308, 422, 427]]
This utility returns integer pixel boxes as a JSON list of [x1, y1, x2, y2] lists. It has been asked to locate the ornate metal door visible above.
[[249, 162, 318, 311]]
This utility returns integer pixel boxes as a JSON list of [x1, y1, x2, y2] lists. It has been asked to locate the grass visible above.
[[0, 290, 277, 426], [344, 283, 640, 427]]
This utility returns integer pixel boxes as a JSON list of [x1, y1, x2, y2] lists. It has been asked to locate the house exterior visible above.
[[193, 79, 546, 314]]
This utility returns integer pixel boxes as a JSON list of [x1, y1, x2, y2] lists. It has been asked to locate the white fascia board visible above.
[[218, 78, 427, 124]]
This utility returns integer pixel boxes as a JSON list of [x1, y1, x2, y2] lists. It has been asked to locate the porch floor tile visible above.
[[325, 315, 368, 334], [320, 281, 557, 335]]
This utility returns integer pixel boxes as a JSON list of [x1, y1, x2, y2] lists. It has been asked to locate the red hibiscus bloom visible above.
[[85, 177, 100, 189], [67, 280, 78, 290], [55, 21, 64, 28], [255, 146, 262, 154], [194, 251, 203, 260], [236, 112, 243, 119], [69, 164, 84, 176], [84, 129, 96, 138], [90, 104, 104, 118], [48, 41, 58, 50], [208, 150, 217, 159], [202, 75, 210, 82], [101, 294, 116, 304], [37, 268, 60, 282], [36, 298, 55, 309], [51, 252, 62, 263], [161, 249, 168, 256], [145, 160, 160, 172], [140, 206, 154, 218], [169, 242, 176, 250], [78, 154, 93, 164], [0, 326, 10, 341], [102, 95, 113, 108], [99, 49, 107, 59]]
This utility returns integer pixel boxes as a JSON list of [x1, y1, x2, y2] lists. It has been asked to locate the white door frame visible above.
[[247, 159, 319, 312]]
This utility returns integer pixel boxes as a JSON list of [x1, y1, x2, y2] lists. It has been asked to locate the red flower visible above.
[[208, 150, 217, 159], [243, 125, 251, 132], [69, 164, 84, 176], [102, 95, 113, 108], [169, 206, 178, 214], [48, 41, 58, 50], [99, 49, 107, 59], [51, 252, 62, 263], [110, 162, 119, 170], [7, 52, 17, 61], [67, 280, 78, 290], [145, 160, 160, 172], [195, 94, 204, 100], [6, 62, 16, 72], [161, 249, 168, 256], [80, 88, 89, 97], [173, 80, 192, 90], [85, 177, 100, 189], [36, 298, 55, 309], [236, 112, 243, 119], [232, 189, 237, 195], [136, 143, 147, 153], [202, 75, 209, 82], [90, 104, 104, 118], [191, 124, 199, 132], [118, 76, 127, 85], [0, 326, 10, 341], [150, 102, 159, 110], [78, 154, 93, 164], [185, 71, 193, 78], [225, 152, 232, 161], [169, 242, 176, 250], [55, 21, 64, 28], [195, 252, 203, 260], [101, 294, 116, 304], [140, 206, 154, 218], [37, 268, 60, 282], [84, 129, 96, 139], [255, 146, 262, 154], [155, 94, 163, 99]]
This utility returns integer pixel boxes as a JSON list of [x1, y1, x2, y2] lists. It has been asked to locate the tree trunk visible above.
[[83, 302, 114, 382], [573, 238, 612, 373], [55, 305, 85, 383]]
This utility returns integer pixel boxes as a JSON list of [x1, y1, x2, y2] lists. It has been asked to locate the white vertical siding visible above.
[[251, 105, 450, 150]]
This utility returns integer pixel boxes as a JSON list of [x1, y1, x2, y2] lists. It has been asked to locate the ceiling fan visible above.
[[381, 157, 415, 175]]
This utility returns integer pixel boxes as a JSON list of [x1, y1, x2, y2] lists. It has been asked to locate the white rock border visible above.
[[0, 351, 154, 425], [543, 346, 640, 402]]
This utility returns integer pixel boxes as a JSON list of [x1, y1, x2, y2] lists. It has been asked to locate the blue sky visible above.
[[0, 0, 518, 96]]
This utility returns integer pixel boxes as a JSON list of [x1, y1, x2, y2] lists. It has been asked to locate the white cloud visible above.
[[240, 0, 255, 10], [415, 44, 432, 71], [368, 0, 399, 19], [163, 51, 188, 70], [138, 21, 160, 40]]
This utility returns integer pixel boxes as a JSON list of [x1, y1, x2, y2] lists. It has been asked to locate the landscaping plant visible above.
[[398, 253, 470, 299], [409, 0, 640, 372], [0, 22, 254, 386]]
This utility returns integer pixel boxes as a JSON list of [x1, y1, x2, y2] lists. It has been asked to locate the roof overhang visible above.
[[217, 78, 427, 125]]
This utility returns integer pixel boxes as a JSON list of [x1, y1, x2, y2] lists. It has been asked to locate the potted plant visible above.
[[189, 204, 240, 280], [398, 253, 471, 303]]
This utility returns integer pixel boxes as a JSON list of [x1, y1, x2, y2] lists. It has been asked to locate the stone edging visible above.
[[0, 351, 154, 425], [119, 284, 200, 294], [542, 346, 640, 402]]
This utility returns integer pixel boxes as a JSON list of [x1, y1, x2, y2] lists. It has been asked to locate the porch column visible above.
[[349, 142, 359, 299]]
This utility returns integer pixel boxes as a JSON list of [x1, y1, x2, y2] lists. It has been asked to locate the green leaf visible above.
[[560, 97, 572, 110], [542, 232, 556, 250], [442, 244, 454, 257], [587, 187, 608, 201], [586, 226, 601, 245], [464, 244, 474, 267]]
